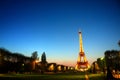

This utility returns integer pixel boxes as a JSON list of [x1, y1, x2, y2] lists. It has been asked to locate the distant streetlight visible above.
[[22, 63, 24, 66], [35, 60, 39, 63], [100, 57, 104, 60]]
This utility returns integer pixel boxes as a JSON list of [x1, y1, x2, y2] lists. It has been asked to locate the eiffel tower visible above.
[[75, 31, 89, 71]]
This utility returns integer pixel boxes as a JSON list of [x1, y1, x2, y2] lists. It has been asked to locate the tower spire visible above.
[[79, 31, 84, 53]]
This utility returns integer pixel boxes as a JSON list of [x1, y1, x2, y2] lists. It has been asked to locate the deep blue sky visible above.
[[0, 0, 120, 66]]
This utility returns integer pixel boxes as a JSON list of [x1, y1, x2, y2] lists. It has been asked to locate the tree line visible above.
[[90, 40, 120, 74], [0, 48, 36, 73], [0, 48, 74, 74]]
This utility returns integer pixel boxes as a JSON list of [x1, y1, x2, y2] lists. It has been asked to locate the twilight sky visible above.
[[0, 0, 120, 66]]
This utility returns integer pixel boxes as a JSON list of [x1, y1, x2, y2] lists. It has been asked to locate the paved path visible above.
[[85, 74, 89, 80]]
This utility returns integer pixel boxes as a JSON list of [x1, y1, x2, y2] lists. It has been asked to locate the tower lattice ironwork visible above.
[[75, 31, 89, 71]]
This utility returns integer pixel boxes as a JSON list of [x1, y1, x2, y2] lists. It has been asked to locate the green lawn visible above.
[[0, 73, 105, 80]]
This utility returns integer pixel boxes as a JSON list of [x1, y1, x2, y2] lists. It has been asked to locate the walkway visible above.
[[85, 74, 89, 80]]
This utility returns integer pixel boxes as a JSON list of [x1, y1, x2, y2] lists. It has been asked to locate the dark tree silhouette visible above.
[[93, 62, 96, 73], [118, 40, 120, 47], [41, 52, 47, 63], [105, 50, 120, 71], [40, 52, 47, 74], [107, 66, 114, 80], [97, 57, 106, 73], [31, 51, 38, 60], [0, 48, 34, 73], [0, 48, 12, 73]]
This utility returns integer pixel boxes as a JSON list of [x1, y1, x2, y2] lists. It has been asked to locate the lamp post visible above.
[[100, 57, 104, 73]]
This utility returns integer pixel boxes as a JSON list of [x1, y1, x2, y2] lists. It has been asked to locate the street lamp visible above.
[[100, 57, 104, 60]]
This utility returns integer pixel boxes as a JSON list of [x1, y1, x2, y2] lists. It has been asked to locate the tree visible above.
[[40, 52, 47, 74], [91, 61, 99, 73], [118, 40, 120, 47], [105, 50, 120, 71], [31, 51, 38, 60], [41, 52, 47, 63], [97, 57, 106, 73], [0, 48, 35, 73], [12, 53, 25, 73], [31, 51, 38, 71], [0, 48, 12, 73]]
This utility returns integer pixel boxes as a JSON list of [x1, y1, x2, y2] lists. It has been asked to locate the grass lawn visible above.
[[0, 72, 105, 80]]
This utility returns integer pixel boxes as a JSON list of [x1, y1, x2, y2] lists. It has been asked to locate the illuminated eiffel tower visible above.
[[75, 31, 89, 71]]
